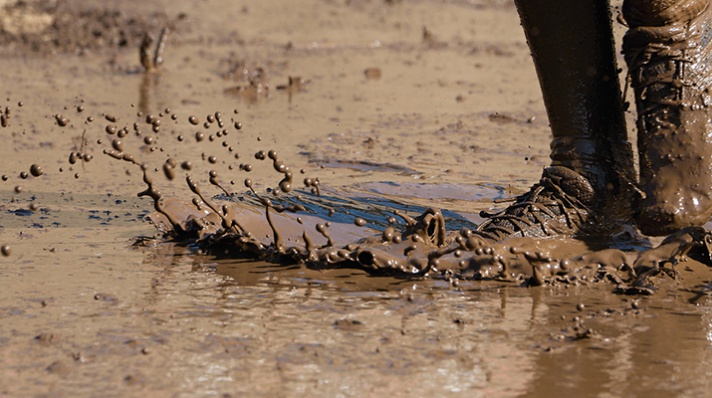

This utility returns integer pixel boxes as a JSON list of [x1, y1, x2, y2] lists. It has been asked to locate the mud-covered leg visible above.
[[622, 0, 712, 235], [476, 0, 636, 241]]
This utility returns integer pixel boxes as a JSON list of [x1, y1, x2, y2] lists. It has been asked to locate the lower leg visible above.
[[623, 0, 712, 235], [476, 0, 635, 240], [514, 0, 635, 196]]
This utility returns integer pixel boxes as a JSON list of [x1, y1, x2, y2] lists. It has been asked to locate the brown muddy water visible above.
[[2, 0, 712, 397]]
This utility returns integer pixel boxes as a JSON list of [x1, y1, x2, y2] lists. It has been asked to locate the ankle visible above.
[[549, 136, 633, 194]]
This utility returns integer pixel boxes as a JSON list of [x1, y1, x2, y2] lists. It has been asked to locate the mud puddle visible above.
[[1, 0, 712, 397]]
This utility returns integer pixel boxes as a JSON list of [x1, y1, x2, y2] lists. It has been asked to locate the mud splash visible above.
[[3, 1, 712, 396], [54, 102, 711, 296]]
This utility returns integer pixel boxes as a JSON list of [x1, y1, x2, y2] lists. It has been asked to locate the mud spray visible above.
[[4, 98, 710, 296], [3, 1, 712, 395]]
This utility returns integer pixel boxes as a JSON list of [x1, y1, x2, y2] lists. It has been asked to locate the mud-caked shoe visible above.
[[475, 166, 597, 241], [624, 2, 712, 236]]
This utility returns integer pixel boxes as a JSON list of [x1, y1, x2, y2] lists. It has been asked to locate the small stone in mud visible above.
[[364, 67, 382, 79], [334, 319, 363, 331], [93, 293, 118, 304], [34, 333, 58, 345], [46, 360, 72, 376], [1, 245, 11, 256], [30, 164, 44, 177], [354, 217, 367, 227]]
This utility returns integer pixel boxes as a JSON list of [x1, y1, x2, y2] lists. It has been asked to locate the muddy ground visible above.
[[1, 0, 712, 396]]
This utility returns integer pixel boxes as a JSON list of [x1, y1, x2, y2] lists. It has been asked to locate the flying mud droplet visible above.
[[163, 159, 176, 181], [55, 114, 69, 127], [189, 116, 199, 125], [1, 245, 11, 256], [19, 171, 28, 179], [29, 164, 44, 177], [14, 186, 22, 193], [354, 217, 367, 227]]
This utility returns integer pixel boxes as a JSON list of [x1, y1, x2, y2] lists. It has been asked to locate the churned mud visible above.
[[2, 0, 712, 397]]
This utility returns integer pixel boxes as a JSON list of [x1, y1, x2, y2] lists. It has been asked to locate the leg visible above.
[[623, 0, 712, 235], [515, 0, 634, 192], [476, 0, 636, 240]]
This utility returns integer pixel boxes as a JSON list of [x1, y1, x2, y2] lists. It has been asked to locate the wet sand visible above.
[[2, 0, 712, 396]]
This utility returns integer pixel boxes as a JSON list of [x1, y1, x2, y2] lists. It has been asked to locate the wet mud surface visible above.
[[2, 0, 712, 396]]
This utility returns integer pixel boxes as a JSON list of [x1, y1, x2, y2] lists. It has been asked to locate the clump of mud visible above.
[[0, 0, 179, 53]]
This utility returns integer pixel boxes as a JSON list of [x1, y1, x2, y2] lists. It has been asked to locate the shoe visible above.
[[624, 3, 712, 236], [475, 166, 596, 241]]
